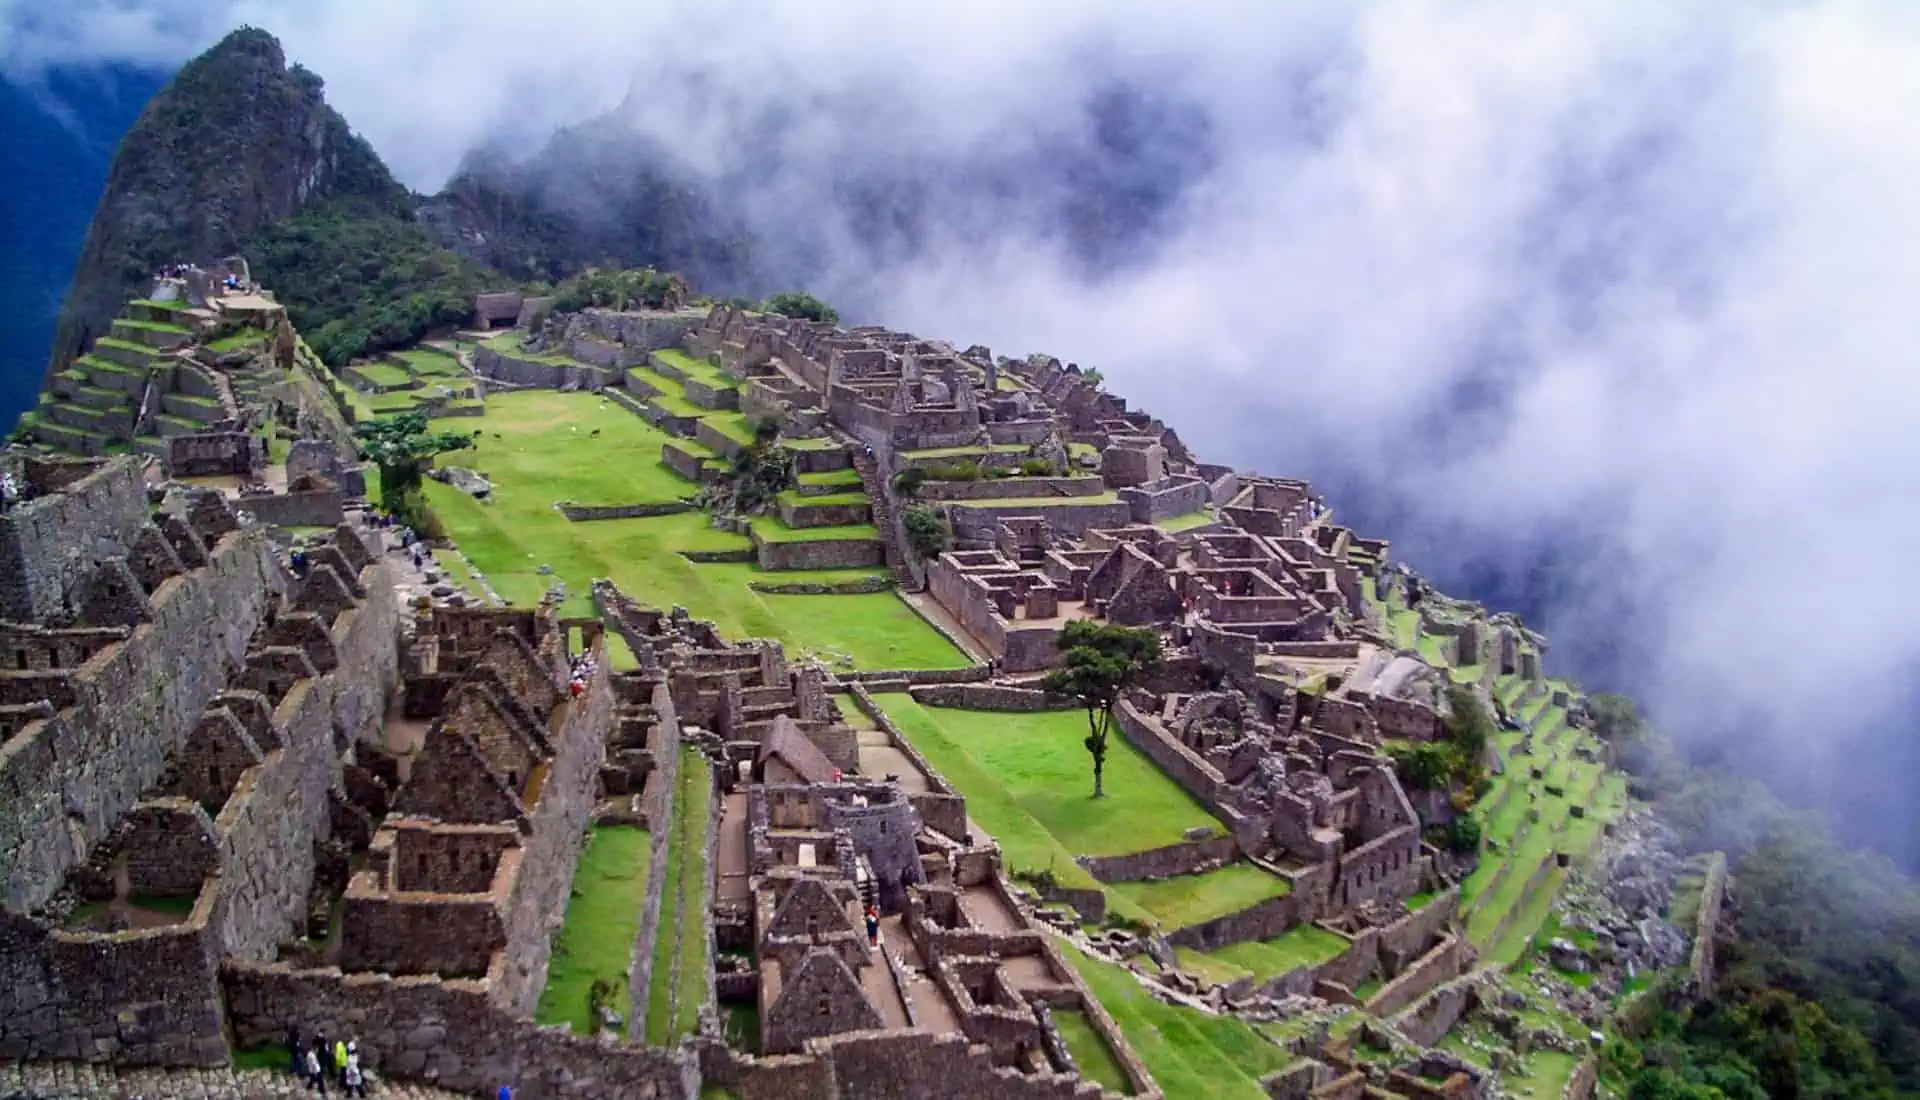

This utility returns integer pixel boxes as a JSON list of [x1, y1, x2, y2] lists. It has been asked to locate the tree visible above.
[[761, 291, 839, 325], [903, 503, 952, 560], [1080, 369, 1104, 389], [1042, 621, 1165, 798], [353, 411, 474, 507], [892, 466, 928, 500]]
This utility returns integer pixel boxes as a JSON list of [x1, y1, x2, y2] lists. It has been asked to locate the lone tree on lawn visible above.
[[1042, 620, 1164, 798], [353, 411, 474, 509]]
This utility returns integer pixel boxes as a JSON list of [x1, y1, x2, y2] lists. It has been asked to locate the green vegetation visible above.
[[537, 826, 651, 1034], [797, 467, 862, 489], [1043, 620, 1166, 798], [759, 291, 838, 324], [903, 502, 953, 560], [873, 694, 1225, 924], [552, 266, 688, 313], [352, 411, 474, 516], [951, 492, 1121, 508], [249, 199, 495, 367], [422, 392, 963, 669], [1108, 863, 1291, 930], [748, 517, 880, 543], [1052, 1008, 1133, 1094], [231, 1043, 294, 1072], [645, 749, 713, 1045], [351, 362, 413, 387], [1203, 923, 1349, 981], [1061, 940, 1293, 1100], [1157, 509, 1216, 533]]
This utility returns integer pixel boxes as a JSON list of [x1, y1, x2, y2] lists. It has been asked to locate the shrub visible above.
[[760, 291, 839, 325], [903, 504, 953, 561], [892, 467, 927, 499], [1442, 816, 1482, 853], [923, 461, 981, 482], [1018, 458, 1058, 477]]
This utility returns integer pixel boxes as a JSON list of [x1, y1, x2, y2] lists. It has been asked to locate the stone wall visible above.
[[1687, 851, 1727, 1001], [1075, 834, 1240, 884], [232, 489, 344, 529], [1390, 973, 1482, 1048], [495, 637, 614, 1014], [0, 529, 280, 911], [558, 501, 696, 522], [1165, 893, 1316, 954], [628, 680, 683, 1039], [472, 344, 615, 391], [1363, 933, 1466, 1017], [221, 961, 698, 1099], [918, 476, 1107, 501], [948, 500, 1133, 541], [0, 459, 150, 623], [905, 683, 1070, 711], [753, 535, 884, 571]]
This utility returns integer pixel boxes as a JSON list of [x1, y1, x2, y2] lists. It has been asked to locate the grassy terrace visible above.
[[1201, 923, 1350, 982], [1109, 863, 1291, 930], [207, 326, 268, 352], [537, 825, 651, 1034], [116, 318, 191, 334], [645, 749, 713, 1045], [749, 517, 880, 543], [774, 490, 869, 510], [654, 347, 738, 390], [353, 362, 413, 387], [395, 349, 464, 376], [797, 468, 862, 489], [703, 411, 757, 447], [873, 695, 1234, 924], [951, 492, 1121, 508], [1062, 941, 1293, 1100], [900, 443, 1031, 460], [424, 392, 964, 669], [1053, 1008, 1133, 1094], [1156, 509, 1217, 533]]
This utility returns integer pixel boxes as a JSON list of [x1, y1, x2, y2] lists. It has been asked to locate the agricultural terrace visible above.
[[421, 391, 967, 670], [872, 694, 1292, 928], [537, 825, 650, 1034]]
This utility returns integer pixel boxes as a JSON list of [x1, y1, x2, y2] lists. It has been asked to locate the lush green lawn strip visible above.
[[1157, 510, 1216, 533], [353, 362, 414, 387], [878, 697, 1222, 857], [775, 489, 869, 509], [1061, 940, 1287, 1100], [537, 825, 651, 1033], [797, 468, 862, 488], [950, 492, 1120, 508], [1205, 923, 1348, 980], [1053, 1007, 1134, 1094], [901, 443, 1030, 459], [749, 517, 881, 543], [1109, 862, 1292, 930], [703, 412, 757, 446]]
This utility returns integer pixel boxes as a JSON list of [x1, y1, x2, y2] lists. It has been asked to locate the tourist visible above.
[[498, 1087, 514, 1100], [342, 1041, 366, 1096], [333, 1036, 350, 1087], [865, 905, 880, 946], [569, 677, 585, 699], [286, 1026, 303, 1077], [304, 1041, 328, 1094]]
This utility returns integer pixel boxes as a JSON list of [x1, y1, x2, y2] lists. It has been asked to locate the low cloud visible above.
[[9, 0, 1920, 858]]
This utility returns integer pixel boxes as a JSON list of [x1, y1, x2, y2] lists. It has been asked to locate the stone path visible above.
[[0, 1061, 468, 1099]]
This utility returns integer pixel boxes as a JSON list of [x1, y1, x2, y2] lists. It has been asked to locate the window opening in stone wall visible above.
[[816, 995, 831, 1018], [207, 764, 220, 790]]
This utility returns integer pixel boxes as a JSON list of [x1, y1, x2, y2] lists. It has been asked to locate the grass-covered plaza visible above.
[[421, 390, 967, 671]]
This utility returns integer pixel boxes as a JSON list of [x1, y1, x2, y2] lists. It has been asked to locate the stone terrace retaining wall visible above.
[[628, 679, 683, 1036], [753, 536, 884, 571], [905, 683, 1066, 710], [233, 489, 344, 529], [1364, 933, 1467, 1017], [919, 476, 1107, 502], [221, 961, 698, 1099], [472, 344, 616, 391], [1391, 973, 1484, 1048], [558, 501, 695, 522], [1076, 834, 1240, 884], [1164, 893, 1317, 955]]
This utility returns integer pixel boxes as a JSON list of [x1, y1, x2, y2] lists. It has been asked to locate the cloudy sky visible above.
[[7, 0, 1920, 857]]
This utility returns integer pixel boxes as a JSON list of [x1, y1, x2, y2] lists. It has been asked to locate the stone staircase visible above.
[[0, 1061, 470, 1100], [850, 447, 920, 590]]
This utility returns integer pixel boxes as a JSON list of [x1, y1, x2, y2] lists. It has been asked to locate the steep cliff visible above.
[[47, 27, 408, 378]]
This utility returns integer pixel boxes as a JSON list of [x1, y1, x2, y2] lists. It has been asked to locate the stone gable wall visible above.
[[0, 530, 279, 911], [233, 488, 344, 529], [0, 459, 150, 623]]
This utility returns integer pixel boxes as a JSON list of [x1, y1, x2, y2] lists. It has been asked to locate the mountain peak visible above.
[[46, 26, 406, 378]]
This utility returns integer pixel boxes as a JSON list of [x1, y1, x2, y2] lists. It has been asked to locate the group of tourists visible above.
[[568, 650, 597, 699], [285, 1028, 367, 1095]]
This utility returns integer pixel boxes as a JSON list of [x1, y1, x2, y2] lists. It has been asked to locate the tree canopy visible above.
[[760, 291, 839, 325], [353, 411, 474, 507], [1042, 620, 1164, 798]]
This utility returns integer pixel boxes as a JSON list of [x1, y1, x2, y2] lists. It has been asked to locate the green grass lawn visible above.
[[655, 347, 738, 390], [901, 443, 1031, 460], [703, 411, 757, 447], [776, 489, 869, 509], [645, 750, 713, 1045], [797, 468, 862, 489], [451, 390, 701, 505], [1109, 862, 1292, 930], [396, 348, 464, 376], [207, 327, 268, 352], [876, 697, 1221, 856], [1052, 1007, 1134, 1094], [353, 362, 414, 387], [1156, 509, 1217, 533], [951, 492, 1120, 508], [749, 517, 881, 543], [1203, 923, 1349, 981], [537, 826, 651, 1034], [1062, 940, 1293, 1100]]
